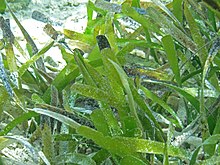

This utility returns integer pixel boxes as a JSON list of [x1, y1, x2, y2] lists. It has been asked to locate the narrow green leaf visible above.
[[50, 85, 59, 106], [74, 50, 123, 136], [0, 16, 28, 59], [190, 134, 220, 164], [5, 40, 17, 73], [163, 143, 169, 165], [19, 41, 54, 76], [120, 156, 147, 165], [142, 79, 200, 112], [129, 80, 163, 135], [77, 126, 189, 159], [0, 111, 39, 136], [74, 52, 96, 86], [64, 29, 95, 45], [213, 117, 220, 134], [181, 69, 202, 83], [153, 0, 182, 28], [109, 59, 135, 114], [203, 134, 220, 145], [200, 38, 220, 154], [91, 109, 111, 136], [83, 61, 112, 92], [101, 46, 119, 64], [14, 39, 29, 59], [190, 146, 201, 165], [42, 64, 79, 103], [122, 4, 161, 33], [87, 1, 94, 21], [202, 0, 220, 19], [0, 87, 9, 115], [59, 45, 74, 64], [0, 0, 6, 13], [131, 0, 140, 8], [85, 17, 105, 35], [109, 59, 143, 137], [140, 86, 183, 128], [32, 93, 45, 104], [7, 5, 38, 54], [101, 48, 127, 110], [71, 83, 118, 108], [99, 103, 123, 137], [123, 116, 141, 137], [0, 54, 14, 97], [42, 123, 54, 163], [29, 108, 81, 129], [77, 125, 140, 158], [92, 149, 110, 165], [125, 65, 171, 81], [30, 109, 188, 159], [147, 7, 197, 53], [116, 39, 162, 50], [184, 1, 208, 65], [173, 0, 183, 23], [162, 35, 181, 86], [0, 17, 18, 73], [104, 14, 119, 52], [0, 137, 15, 150]]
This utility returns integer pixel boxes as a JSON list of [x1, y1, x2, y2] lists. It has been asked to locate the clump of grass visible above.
[[0, 0, 220, 164]]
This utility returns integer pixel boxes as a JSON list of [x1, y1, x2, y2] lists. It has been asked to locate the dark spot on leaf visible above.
[[96, 35, 111, 51], [74, 48, 84, 56]]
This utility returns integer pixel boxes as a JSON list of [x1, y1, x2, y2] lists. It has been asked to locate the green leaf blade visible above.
[[19, 41, 54, 76], [140, 86, 183, 128], [162, 35, 181, 86], [184, 2, 208, 65], [0, 0, 6, 13]]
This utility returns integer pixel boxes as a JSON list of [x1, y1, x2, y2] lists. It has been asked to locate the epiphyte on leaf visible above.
[[96, 35, 111, 51], [32, 10, 51, 24], [0, 17, 15, 44], [43, 24, 59, 40]]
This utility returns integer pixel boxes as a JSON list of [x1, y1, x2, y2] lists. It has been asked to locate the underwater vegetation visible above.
[[0, 0, 220, 164]]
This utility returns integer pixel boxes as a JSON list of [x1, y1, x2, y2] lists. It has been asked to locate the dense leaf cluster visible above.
[[0, 0, 220, 164]]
